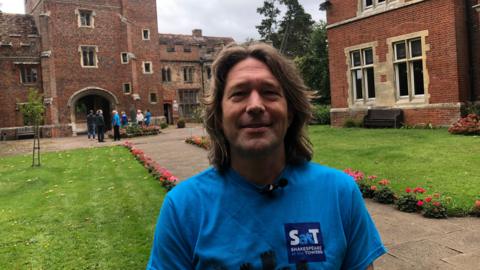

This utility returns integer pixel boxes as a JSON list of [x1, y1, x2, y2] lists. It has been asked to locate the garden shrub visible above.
[[373, 186, 395, 204], [448, 114, 480, 135], [396, 194, 419, 212], [358, 182, 376, 198], [422, 201, 448, 219], [470, 200, 480, 217], [343, 118, 362, 128], [311, 104, 331, 125], [160, 122, 168, 129], [460, 103, 480, 117], [177, 118, 186, 128]]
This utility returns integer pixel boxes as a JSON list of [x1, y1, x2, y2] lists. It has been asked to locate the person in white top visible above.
[[136, 109, 144, 126]]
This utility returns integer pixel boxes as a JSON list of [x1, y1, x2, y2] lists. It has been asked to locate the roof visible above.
[[159, 33, 234, 48], [0, 13, 38, 37]]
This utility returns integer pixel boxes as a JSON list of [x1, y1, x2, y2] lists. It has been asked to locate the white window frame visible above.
[[142, 29, 150, 40], [143, 61, 153, 74], [123, 83, 131, 95], [76, 9, 95, 28], [393, 38, 425, 100], [121, 52, 129, 64], [79, 45, 98, 68], [149, 92, 158, 104], [363, 0, 393, 11], [350, 47, 376, 102]]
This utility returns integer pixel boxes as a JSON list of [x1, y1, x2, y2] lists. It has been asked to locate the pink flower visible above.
[[413, 187, 426, 194], [368, 175, 378, 180], [474, 200, 480, 209], [370, 185, 377, 191], [405, 187, 412, 193], [417, 200, 424, 207], [433, 202, 441, 207], [378, 179, 390, 186]]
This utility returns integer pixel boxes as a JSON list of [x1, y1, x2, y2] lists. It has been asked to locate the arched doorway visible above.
[[68, 87, 119, 135]]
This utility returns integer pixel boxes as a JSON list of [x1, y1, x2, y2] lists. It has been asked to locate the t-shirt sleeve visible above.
[[341, 182, 387, 270], [146, 196, 193, 270]]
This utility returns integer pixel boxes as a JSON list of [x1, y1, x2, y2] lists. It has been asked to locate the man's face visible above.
[[221, 57, 291, 157]]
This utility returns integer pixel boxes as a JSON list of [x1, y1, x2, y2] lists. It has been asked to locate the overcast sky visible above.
[[0, 0, 325, 41]]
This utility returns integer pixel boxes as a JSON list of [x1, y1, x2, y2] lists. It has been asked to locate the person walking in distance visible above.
[[136, 109, 144, 126], [86, 110, 96, 139], [112, 110, 121, 141], [96, 109, 105, 142], [147, 43, 386, 269]]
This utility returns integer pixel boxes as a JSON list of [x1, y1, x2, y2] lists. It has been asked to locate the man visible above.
[[86, 110, 96, 139], [147, 43, 386, 269], [95, 109, 105, 143], [112, 110, 121, 141]]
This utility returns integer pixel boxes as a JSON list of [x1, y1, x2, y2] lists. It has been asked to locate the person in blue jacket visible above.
[[145, 109, 152, 126], [112, 110, 121, 141], [147, 43, 386, 270]]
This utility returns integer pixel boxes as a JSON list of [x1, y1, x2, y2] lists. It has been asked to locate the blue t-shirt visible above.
[[147, 162, 386, 270]]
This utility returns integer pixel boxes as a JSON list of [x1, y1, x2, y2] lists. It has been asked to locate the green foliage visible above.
[[0, 147, 165, 268], [396, 194, 419, 213], [256, 0, 314, 57], [160, 122, 168, 129], [311, 104, 330, 125], [358, 182, 375, 198], [373, 186, 395, 204], [310, 126, 480, 212], [177, 118, 186, 128], [19, 88, 44, 126], [295, 21, 330, 104], [343, 119, 362, 128], [460, 103, 480, 117], [422, 202, 448, 219]]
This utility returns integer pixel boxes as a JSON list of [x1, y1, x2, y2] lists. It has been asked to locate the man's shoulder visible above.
[[167, 167, 224, 199], [291, 162, 356, 189]]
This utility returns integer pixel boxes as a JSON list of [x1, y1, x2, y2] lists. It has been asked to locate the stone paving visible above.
[[1, 125, 479, 269]]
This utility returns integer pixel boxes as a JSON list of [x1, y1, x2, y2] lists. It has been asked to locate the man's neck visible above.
[[230, 148, 286, 186]]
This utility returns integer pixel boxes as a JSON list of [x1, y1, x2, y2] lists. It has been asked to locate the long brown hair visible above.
[[204, 43, 313, 172]]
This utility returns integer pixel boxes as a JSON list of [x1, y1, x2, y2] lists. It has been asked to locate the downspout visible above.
[[466, 1, 476, 103]]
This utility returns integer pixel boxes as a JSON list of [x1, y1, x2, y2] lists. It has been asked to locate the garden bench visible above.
[[16, 126, 35, 139], [363, 109, 403, 128]]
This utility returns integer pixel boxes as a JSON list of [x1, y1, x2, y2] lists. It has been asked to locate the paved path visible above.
[[1, 125, 479, 269]]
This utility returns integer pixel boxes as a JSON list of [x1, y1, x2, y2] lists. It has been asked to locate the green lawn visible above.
[[0, 147, 165, 269], [310, 125, 480, 213]]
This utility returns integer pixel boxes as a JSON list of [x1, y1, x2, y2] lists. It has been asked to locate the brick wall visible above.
[[326, 0, 470, 126]]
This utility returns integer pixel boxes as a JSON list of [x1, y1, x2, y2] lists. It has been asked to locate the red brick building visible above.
[[323, 0, 480, 126], [0, 0, 233, 139]]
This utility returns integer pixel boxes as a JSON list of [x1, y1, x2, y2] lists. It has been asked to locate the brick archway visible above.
[[68, 87, 119, 135]]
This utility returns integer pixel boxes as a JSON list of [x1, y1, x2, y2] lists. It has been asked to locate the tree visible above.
[[256, 0, 314, 58], [295, 21, 330, 104], [256, 0, 281, 45], [19, 88, 45, 166]]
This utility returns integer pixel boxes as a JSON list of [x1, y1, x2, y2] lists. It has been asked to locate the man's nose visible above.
[[245, 90, 265, 114]]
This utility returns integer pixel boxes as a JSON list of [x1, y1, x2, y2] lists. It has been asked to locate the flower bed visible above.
[[344, 168, 480, 219], [185, 135, 210, 150], [108, 124, 161, 139], [448, 114, 480, 135], [122, 141, 177, 191]]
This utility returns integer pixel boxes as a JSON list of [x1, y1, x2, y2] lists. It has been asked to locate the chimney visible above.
[[192, 29, 202, 38]]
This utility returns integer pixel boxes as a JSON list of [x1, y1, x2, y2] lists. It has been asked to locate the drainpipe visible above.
[[466, 1, 477, 103]]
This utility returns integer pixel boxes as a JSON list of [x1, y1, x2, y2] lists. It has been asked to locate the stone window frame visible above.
[[205, 65, 212, 80], [386, 31, 430, 104], [143, 61, 153, 74], [183, 66, 194, 83], [79, 45, 98, 68], [121, 52, 129, 64], [162, 67, 172, 82], [344, 41, 378, 107], [177, 89, 200, 118], [19, 64, 38, 84], [76, 9, 95, 28], [149, 92, 158, 104], [350, 48, 376, 102], [123, 83, 131, 95], [142, 29, 151, 41]]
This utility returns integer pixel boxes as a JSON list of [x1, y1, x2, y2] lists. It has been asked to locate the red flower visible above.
[[417, 200, 424, 206], [405, 187, 412, 193], [425, 197, 432, 203], [368, 175, 378, 180], [370, 185, 377, 191], [378, 179, 390, 186], [433, 202, 441, 207], [413, 187, 426, 194], [475, 200, 480, 209]]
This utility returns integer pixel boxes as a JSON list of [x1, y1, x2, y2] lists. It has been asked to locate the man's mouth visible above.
[[241, 123, 270, 128]]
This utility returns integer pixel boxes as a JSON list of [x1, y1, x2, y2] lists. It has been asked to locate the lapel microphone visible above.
[[261, 178, 288, 195]]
